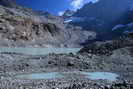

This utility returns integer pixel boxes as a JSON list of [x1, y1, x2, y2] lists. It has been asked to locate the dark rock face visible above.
[[70, 0, 133, 39], [79, 34, 133, 55], [128, 32, 133, 38], [74, 0, 130, 22], [0, 0, 16, 7], [112, 22, 133, 38], [62, 9, 75, 18]]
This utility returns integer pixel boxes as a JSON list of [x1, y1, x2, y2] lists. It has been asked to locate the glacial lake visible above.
[[15, 72, 119, 81], [81, 72, 119, 81], [15, 72, 63, 80], [0, 47, 81, 55]]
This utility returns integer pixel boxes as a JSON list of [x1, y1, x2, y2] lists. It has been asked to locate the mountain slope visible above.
[[74, 0, 130, 22], [0, 1, 96, 47], [68, 0, 133, 40]]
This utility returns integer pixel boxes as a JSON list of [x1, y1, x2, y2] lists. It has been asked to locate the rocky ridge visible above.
[[65, 0, 133, 40], [79, 33, 133, 55], [0, 1, 96, 47]]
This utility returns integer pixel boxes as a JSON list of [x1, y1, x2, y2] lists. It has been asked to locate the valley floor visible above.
[[0, 46, 133, 89], [0, 1, 133, 89]]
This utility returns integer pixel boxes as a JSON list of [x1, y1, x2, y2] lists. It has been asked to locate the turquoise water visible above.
[[81, 72, 118, 81], [15, 72, 118, 81], [0, 47, 80, 55], [15, 72, 64, 79]]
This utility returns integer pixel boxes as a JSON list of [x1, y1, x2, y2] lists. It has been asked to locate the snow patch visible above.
[[64, 17, 85, 23], [112, 24, 125, 31]]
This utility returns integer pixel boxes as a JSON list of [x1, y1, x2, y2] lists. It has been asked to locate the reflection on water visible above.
[[15, 72, 64, 79], [0, 47, 80, 55], [15, 72, 119, 81], [81, 72, 118, 81]]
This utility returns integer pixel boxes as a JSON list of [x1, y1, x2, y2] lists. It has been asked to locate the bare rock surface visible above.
[[0, 3, 96, 48]]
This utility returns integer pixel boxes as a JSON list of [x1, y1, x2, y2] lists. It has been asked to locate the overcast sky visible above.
[[16, 0, 98, 15]]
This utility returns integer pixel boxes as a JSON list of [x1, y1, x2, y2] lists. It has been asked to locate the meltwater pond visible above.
[[15, 72, 119, 81], [0, 47, 80, 55], [81, 72, 119, 81], [15, 72, 64, 80]]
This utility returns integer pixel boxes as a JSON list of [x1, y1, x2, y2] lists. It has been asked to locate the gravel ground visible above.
[[0, 45, 132, 89]]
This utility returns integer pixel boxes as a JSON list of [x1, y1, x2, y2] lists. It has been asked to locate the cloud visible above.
[[91, 0, 99, 3], [70, 0, 99, 10], [58, 11, 65, 16], [70, 0, 84, 10], [58, 0, 99, 16]]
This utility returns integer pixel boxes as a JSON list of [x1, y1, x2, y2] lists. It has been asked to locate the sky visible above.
[[16, 0, 98, 15]]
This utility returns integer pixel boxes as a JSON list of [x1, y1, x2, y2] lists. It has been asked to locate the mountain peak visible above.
[[0, 0, 16, 7], [62, 9, 75, 18]]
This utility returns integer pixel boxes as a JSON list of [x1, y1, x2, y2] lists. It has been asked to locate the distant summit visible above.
[[0, 0, 16, 7], [62, 10, 75, 18], [74, 0, 130, 18], [73, 0, 131, 27], [69, 0, 133, 39]]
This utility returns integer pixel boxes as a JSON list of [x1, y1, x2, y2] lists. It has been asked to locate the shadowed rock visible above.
[[79, 34, 133, 55]]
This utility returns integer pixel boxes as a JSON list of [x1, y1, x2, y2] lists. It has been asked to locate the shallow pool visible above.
[[0, 47, 80, 55], [15, 72, 118, 81], [15, 72, 64, 79], [81, 72, 118, 81]]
